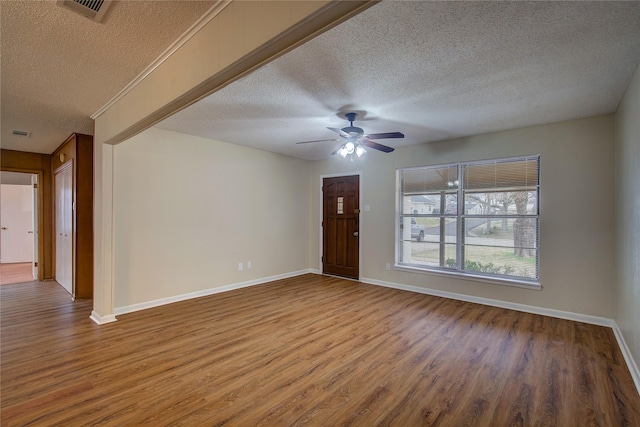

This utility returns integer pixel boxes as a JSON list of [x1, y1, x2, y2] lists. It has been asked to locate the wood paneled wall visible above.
[[0, 149, 53, 280]]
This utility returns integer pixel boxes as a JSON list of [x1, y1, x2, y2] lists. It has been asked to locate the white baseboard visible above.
[[104, 269, 640, 396], [114, 269, 316, 316], [90, 311, 117, 325], [612, 322, 640, 394], [361, 276, 640, 396], [361, 277, 614, 326]]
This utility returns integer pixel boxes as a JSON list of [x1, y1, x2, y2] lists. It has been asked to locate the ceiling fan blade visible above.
[[327, 127, 350, 138], [362, 139, 395, 153], [295, 138, 340, 144], [363, 132, 405, 139]]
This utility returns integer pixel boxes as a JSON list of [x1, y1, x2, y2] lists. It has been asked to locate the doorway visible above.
[[322, 175, 360, 280], [0, 171, 38, 284]]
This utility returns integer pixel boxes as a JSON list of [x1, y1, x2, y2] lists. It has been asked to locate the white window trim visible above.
[[396, 155, 540, 288], [393, 264, 542, 290]]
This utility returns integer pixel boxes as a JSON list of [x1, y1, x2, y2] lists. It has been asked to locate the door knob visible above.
[[353, 231, 359, 237], [28, 231, 34, 234], [1, 227, 6, 230]]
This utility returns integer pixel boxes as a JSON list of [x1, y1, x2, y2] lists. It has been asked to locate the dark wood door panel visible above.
[[323, 175, 359, 279]]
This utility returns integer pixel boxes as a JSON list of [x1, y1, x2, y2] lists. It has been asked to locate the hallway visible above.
[[0, 263, 34, 285]]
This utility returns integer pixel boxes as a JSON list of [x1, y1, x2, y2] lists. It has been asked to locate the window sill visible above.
[[393, 264, 542, 290]]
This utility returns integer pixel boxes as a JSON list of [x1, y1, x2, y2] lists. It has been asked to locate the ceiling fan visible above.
[[296, 112, 404, 158]]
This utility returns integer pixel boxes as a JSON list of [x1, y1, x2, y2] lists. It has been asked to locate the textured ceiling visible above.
[[1, 0, 215, 154], [2, 1, 639, 160], [157, 1, 640, 160]]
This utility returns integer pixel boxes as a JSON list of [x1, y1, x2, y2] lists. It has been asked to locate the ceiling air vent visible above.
[[57, 0, 112, 23], [12, 130, 30, 137]]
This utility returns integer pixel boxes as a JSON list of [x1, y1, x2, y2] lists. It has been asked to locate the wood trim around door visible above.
[[0, 167, 46, 281]]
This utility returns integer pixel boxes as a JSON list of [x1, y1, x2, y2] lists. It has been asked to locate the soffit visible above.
[[157, 1, 640, 160], [1, 0, 215, 154]]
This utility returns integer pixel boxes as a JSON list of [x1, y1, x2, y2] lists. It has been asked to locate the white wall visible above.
[[113, 128, 312, 309], [0, 184, 34, 263], [615, 65, 640, 372], [311, 115, 616, 318]]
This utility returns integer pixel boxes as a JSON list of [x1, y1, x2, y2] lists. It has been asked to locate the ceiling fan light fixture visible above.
[[338, 141, 366, 160], [338, 141, 358, 159], [345, 141, 355, 154], [295, 111, 402, 158]]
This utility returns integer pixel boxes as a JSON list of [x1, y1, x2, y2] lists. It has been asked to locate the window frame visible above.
[[395, 155, 540, 289]]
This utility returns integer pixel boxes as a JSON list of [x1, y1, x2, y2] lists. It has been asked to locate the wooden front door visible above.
[[323, 175, 359, 279]]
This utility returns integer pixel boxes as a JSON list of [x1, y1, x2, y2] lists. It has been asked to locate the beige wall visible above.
[[109, 114, 619, 321], [93, 0, 374, 320], [311, 115, 616, 318], [615, 65, 640, 371], [113, 128, 312, 308]]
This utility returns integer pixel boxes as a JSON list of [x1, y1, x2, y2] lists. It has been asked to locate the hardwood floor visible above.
[[0, 263, 34, 285], [1, 274, 639, 426]]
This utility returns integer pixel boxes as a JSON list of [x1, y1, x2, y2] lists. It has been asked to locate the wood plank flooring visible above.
[[0, 263, 34, 285], [1, 274, 639, 426]]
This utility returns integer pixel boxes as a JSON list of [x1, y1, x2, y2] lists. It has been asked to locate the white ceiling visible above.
[[2, 1, 639, 161], [0, 0, 215, 154], [158, 1, 640, 160]]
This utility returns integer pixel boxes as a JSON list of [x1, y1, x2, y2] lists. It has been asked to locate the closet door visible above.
[[55, 164, 73, 294]]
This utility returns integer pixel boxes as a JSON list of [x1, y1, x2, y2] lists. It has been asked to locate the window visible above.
[[397, 156, 540, 286]]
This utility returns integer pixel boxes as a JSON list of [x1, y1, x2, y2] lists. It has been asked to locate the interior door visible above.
[[31, 175, 39, 280], [322, 175, 359, 279], [55, 164, 73, 294], [0, 184, 34, 264]]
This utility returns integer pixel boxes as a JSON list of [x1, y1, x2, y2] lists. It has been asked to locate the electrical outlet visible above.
[[238, 262, 243, 271], [386, 263, 391, 271], [247, 261, 252, 270]]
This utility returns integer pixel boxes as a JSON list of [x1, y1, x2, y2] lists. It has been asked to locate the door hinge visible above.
[[321, 256, 323, 262], [33, 183, 38, 189], [321, 221, 323, 227], [34, 262, 38, 267]]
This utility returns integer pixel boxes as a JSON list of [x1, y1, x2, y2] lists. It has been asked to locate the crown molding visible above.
[[91, 0, 231, 120]]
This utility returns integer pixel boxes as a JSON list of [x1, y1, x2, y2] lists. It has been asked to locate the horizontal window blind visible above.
[[397, 155, 540, 284]]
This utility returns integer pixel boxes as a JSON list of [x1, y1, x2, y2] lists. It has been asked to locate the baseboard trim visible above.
[[360, 276, 640, 396], [90, 311, 117, 325], [612, 322, 640, 394], [108, 270, 640, 396], [114, 269, 316, 316], [360, 276, 614, 327]]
